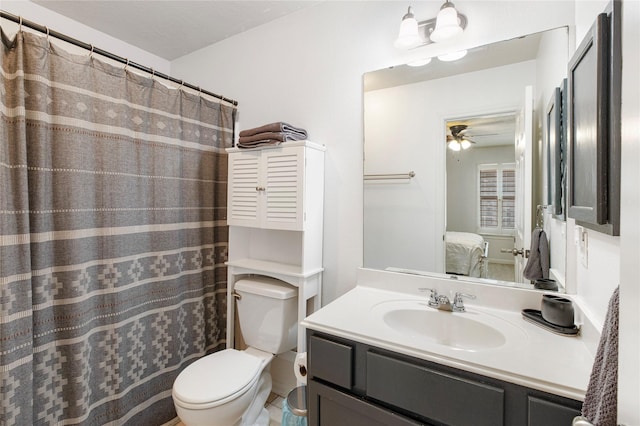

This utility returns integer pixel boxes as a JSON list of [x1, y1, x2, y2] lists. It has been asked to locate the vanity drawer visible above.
[[366, 351, 504, 426], [527, 396, 582, 426], [308, 335, 353, 390]]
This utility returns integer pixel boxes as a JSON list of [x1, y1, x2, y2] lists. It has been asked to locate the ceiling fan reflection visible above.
[[446, 124, 500, 151], [447, 124, 475, 151]]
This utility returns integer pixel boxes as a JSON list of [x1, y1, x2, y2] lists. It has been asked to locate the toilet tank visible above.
[[234, 276, 298, 354]]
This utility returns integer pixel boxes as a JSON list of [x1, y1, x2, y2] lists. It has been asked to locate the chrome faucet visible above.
[[419, 288, 476, 312], [452, 292, 476, 312]]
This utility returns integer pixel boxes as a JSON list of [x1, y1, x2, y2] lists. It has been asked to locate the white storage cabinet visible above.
[[228, 145, 308, 230], [226, 141, 325, 353]]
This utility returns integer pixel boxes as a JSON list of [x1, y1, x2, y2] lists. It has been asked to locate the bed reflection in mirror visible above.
[[444, 231, 489, 278]]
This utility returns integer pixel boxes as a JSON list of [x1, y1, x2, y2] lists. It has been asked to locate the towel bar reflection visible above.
[[364, 171, 416, 181]]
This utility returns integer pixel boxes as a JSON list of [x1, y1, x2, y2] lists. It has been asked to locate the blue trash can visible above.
[[281, 386, 307, 426]]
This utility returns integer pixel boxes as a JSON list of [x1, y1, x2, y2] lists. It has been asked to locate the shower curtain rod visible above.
[[0, 10, 238, 107]]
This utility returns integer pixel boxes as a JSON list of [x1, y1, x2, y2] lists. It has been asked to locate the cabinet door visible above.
[[227, 147, 305, 230], [228, 150, 261, 227], [308, 335, 354, 390], [527, 396, 582, 426], [309, 381, 422, 426], [262, 147, 305, 230]]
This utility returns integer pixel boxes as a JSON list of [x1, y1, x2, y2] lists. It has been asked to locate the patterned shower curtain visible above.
[[1, 28, 235, 425]]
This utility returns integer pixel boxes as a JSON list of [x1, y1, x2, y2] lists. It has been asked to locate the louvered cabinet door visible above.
[[227, 146, 307, 230], [262, 147, 305, 230], [227, 151, 261, 227]]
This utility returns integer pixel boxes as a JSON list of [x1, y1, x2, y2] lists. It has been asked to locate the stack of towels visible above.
[[238, 122, 308, 149]]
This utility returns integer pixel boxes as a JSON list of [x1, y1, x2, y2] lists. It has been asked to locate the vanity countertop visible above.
[[301, 271, 594, 401]]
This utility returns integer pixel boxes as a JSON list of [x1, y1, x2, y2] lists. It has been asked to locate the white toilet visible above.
[[172, 276, 298, 426]]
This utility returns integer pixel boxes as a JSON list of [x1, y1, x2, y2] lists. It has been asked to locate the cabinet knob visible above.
[[255, 186, 266, 191]]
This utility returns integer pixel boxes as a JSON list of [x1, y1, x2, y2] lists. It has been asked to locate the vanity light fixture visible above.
[[430, 1, 465, 42], [407, 57, 433, 67], [394, 2, 467, 49], [394, 7, 422, 49], [438, 49, 468, 61]]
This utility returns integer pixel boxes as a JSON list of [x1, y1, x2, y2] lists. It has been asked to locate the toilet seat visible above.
[[173, 349, 264, 409]]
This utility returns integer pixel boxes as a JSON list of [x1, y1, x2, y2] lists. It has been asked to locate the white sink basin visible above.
[[371, 300, 525, 352]]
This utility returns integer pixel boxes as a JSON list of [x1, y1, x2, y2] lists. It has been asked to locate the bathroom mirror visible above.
[[363, 27, 569, 291]]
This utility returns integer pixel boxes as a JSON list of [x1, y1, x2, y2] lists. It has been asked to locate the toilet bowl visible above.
[[172, 276, 298, 426], [172, 348, 273, 426]]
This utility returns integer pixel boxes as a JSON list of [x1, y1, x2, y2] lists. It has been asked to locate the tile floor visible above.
[[175, 392, 284, 426], [266, 392, 284, 425], [486, 262, 515, 281]]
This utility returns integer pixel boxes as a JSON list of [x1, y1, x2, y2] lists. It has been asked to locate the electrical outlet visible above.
[[579, 229, 588, 268], [574, 225, 583, 247]]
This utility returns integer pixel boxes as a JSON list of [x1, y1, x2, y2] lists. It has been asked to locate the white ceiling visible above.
[[31, 1, 321, 60]]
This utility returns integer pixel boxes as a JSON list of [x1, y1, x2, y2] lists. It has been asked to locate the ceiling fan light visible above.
[[448, 140, 461, 151], [430, 2, 463, 42], [460, 139, 471, 149], [395, 7, 422, 49]]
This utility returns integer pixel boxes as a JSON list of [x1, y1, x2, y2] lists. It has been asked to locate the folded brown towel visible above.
[[238, 131, 305, 145], [239, 122, 307, 139], [237, 139, 282, 149], [582, 286, 619, 426]]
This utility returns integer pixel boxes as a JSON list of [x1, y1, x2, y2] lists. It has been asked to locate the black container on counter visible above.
[[534, 278, 559, 291], [541, 294, 575, 327]]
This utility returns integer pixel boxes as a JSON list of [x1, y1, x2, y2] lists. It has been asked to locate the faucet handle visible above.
[[452, 292, 476, 312], [418, 288, 440, 307]]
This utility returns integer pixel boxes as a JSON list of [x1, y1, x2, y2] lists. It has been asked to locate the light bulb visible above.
[[438, 50, 467, 62], [407, 58, 432, 67], [448, 140, 461, 151], [395, 8, 422, 49], [430, 3, 463, 42]]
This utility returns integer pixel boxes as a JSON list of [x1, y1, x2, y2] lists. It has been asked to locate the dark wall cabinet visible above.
[[566, 0, 621, 235], [307, 330, 582, 426]]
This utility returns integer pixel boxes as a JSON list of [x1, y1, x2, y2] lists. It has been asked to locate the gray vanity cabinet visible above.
[[311, 381, 421, 426], [306, 330, 582, 426]]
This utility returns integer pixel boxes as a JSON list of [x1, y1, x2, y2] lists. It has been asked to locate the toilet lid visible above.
[[173, 349, 263, 405]]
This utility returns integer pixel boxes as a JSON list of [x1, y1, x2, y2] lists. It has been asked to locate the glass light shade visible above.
[[460, 140, 471, 149], [430, 5, 462, 42], [407, 58, 432, 67], [448, 140, 461, 151], [395, 10, 422, 49], [438, 49, 467, 62]]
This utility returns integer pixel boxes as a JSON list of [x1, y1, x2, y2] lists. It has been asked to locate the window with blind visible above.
[[478, 163, 516, 233]]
